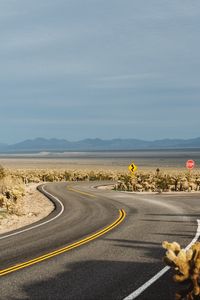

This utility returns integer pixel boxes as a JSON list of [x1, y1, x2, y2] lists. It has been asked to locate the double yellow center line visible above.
[[0, 209, 126, 276]]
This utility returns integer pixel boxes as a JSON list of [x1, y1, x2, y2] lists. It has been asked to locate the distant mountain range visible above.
[[0, 137, 200, 153]]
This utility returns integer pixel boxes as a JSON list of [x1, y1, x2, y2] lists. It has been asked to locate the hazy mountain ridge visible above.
[[0, 137, 200, 153]]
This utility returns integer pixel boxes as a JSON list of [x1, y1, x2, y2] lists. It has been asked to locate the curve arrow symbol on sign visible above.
[[128, 162, 138, 173]]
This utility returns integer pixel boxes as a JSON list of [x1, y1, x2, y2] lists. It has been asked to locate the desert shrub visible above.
[[155, 174, 172, 192], [0, 172, 25, 213], [114, 170, 200, 192], [0, 164, 6, 180]]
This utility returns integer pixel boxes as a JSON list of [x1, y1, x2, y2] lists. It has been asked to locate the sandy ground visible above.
[[0, 157, 192, 172], [0, 183, 54, 235]]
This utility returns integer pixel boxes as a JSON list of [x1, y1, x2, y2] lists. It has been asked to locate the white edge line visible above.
[[0, 185, 65, 240], [123, 219, 200, 300]]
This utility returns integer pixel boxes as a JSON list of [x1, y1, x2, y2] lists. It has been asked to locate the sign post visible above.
[[186, 160, 195, 191]]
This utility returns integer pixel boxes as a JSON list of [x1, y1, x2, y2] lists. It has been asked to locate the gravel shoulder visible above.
[[0, 183, 54, 235]]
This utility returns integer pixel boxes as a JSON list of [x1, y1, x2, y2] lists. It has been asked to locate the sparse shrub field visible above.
[[115, 170, 200, 192], [1, 166, 200, 215]]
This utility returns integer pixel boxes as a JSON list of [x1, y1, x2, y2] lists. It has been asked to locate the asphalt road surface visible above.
[[1, 181, 200, 300]]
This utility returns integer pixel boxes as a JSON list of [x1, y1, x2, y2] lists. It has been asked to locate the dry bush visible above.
[[0, 164, 6, 180], [0, 167, 25, 213]]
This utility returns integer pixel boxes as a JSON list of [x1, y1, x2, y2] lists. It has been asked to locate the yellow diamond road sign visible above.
[[128, 162, 138, 173]]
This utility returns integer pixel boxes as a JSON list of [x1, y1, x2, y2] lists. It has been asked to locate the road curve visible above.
[[1, 181, 200, 300]]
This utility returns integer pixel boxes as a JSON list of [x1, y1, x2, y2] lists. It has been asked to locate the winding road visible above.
[[1, 182, 200, 300]]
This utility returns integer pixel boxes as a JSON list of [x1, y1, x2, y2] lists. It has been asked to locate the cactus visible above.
[[114, 170, 200, 193], [163, 241, 200, 299]]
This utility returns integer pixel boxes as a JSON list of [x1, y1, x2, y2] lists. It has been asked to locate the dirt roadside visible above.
[[0, 183, 54, 235]]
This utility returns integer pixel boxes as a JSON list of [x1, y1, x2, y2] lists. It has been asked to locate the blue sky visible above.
[[0, 0, 200, 143]]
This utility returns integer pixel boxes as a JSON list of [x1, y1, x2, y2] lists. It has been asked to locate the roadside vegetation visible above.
[[115, 170, 200, 192], [1, 167, 200, 215], [9, 168, 121, 183], [0, 165, 25, 214], [0, 168, 121, 214]]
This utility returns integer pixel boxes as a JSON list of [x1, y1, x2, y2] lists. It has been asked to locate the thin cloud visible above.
[[0, 0, 199, 143]]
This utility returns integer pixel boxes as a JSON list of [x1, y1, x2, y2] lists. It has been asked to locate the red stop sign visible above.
[[186, 160, 195, 169]]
